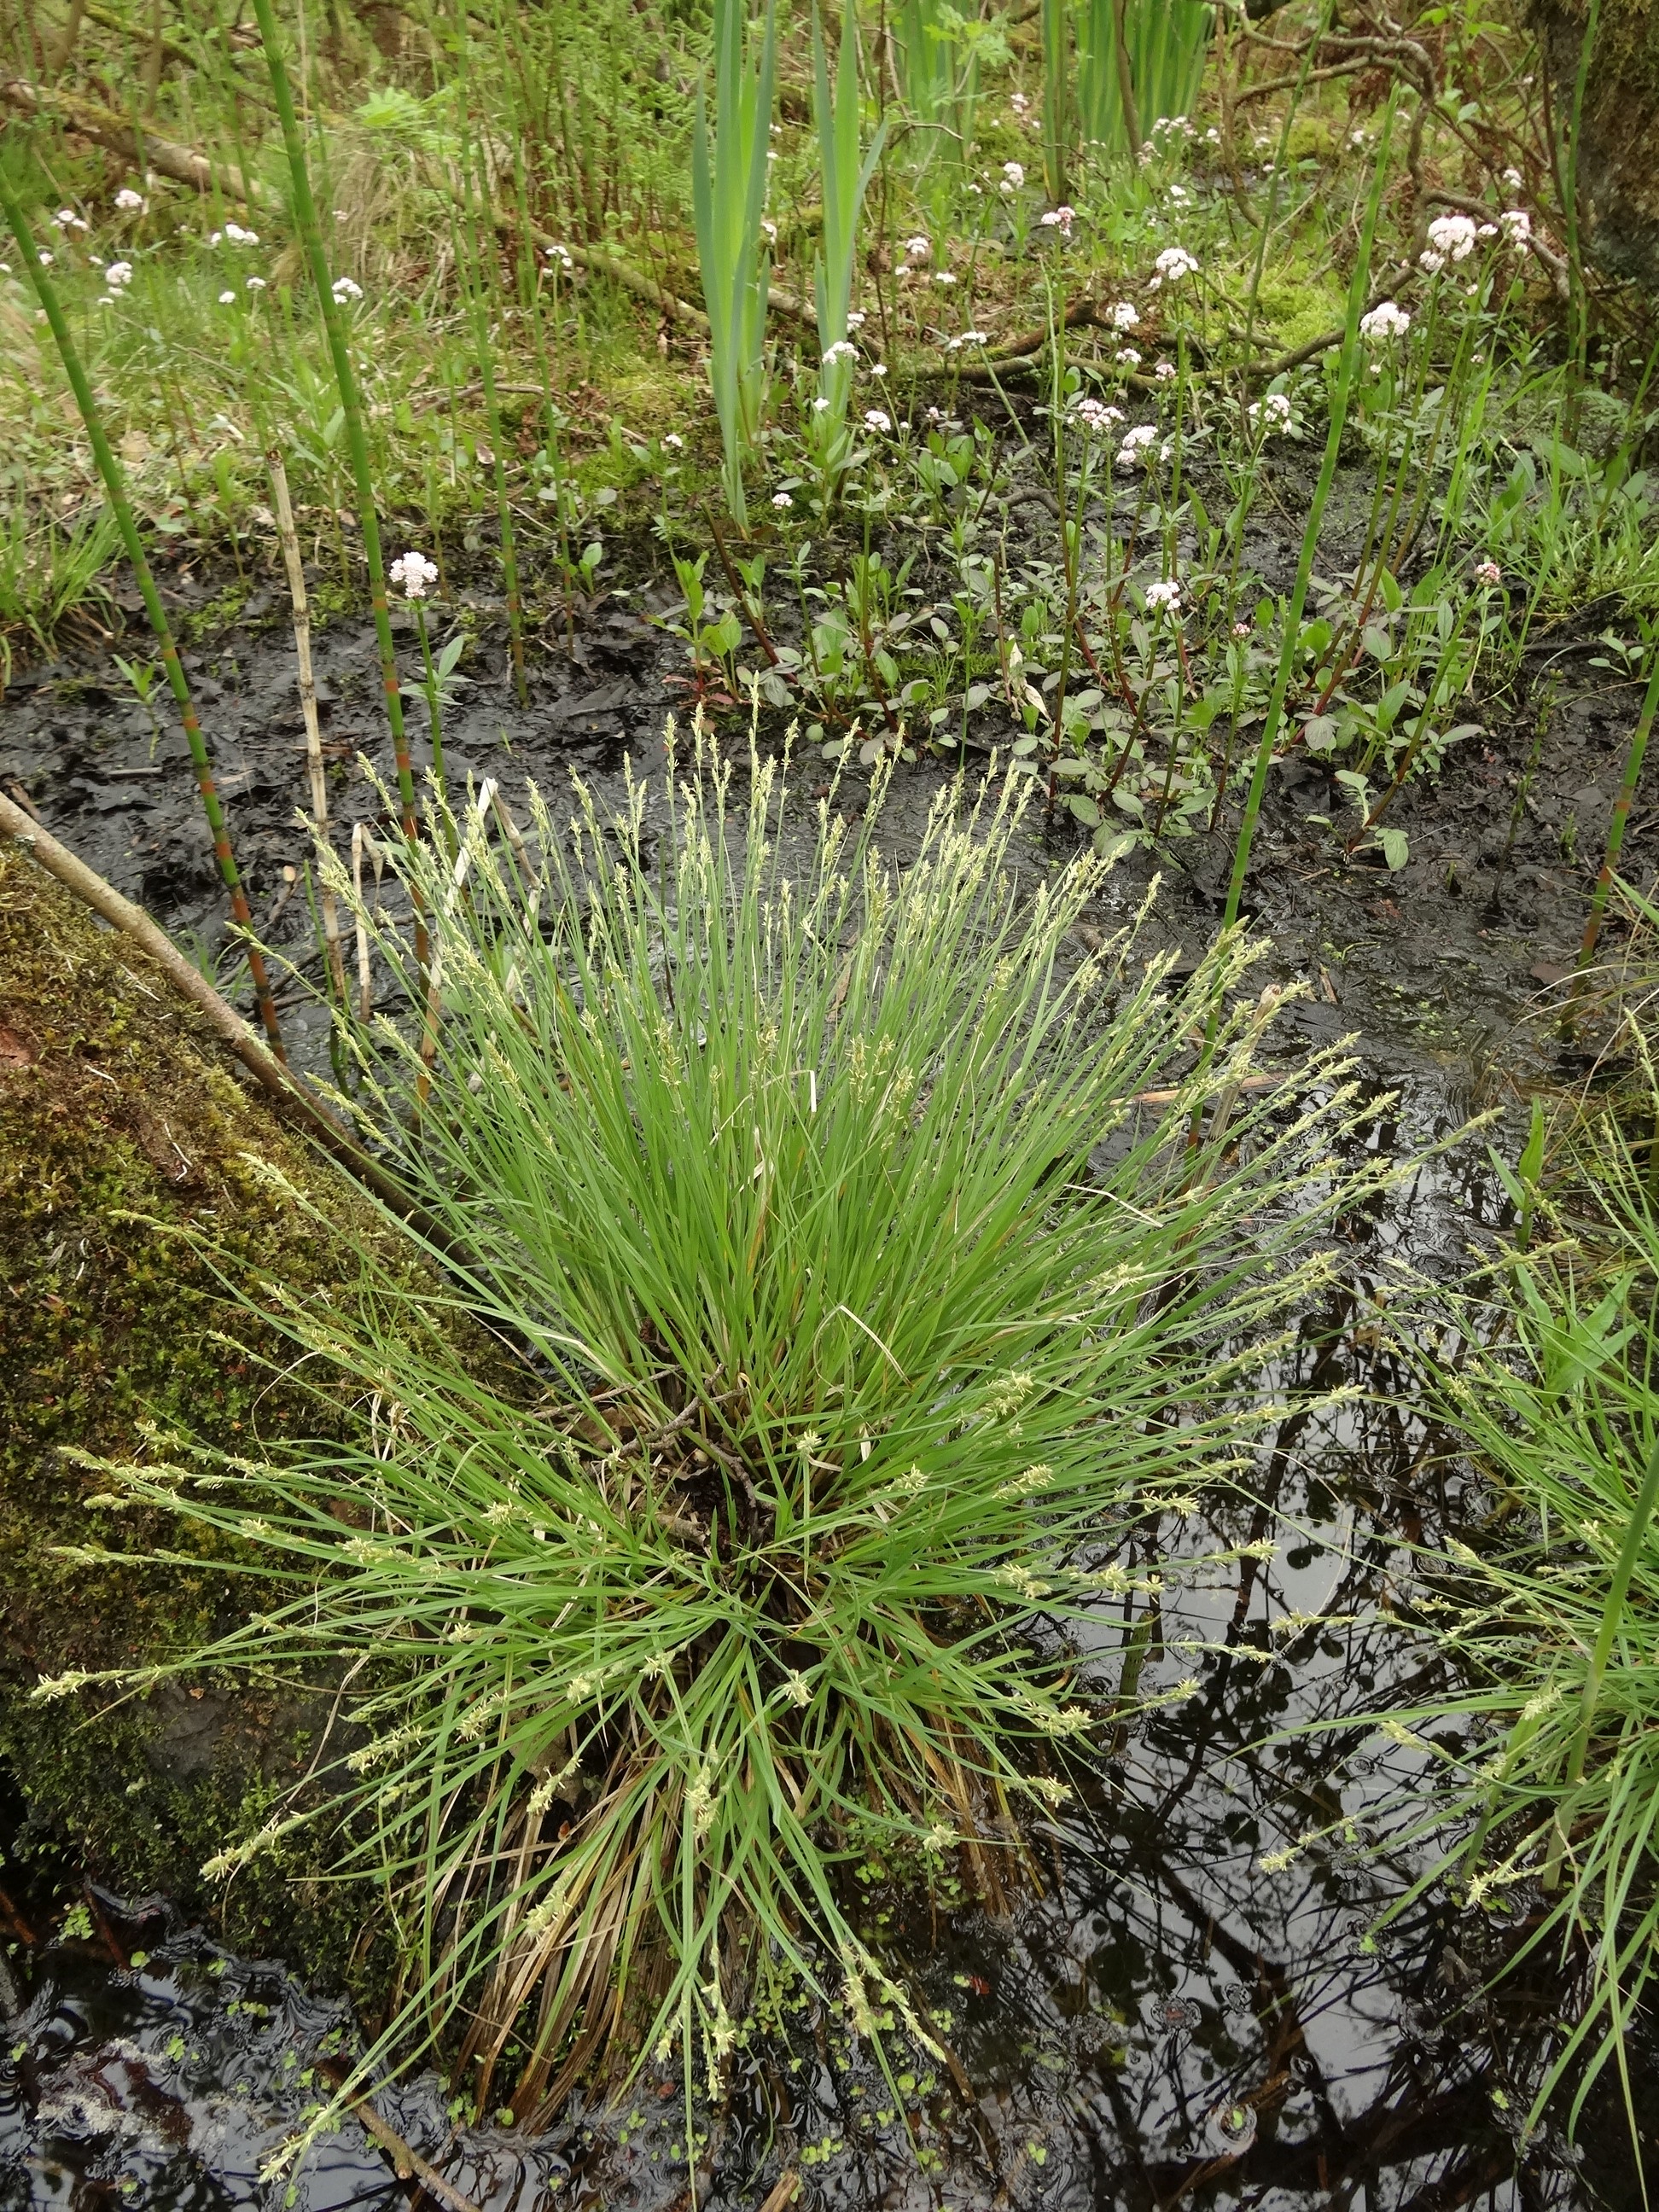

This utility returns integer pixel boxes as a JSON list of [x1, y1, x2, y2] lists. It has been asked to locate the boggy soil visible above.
[[2, 497, 1651, 1104], [1, 507, 1656, 2209]]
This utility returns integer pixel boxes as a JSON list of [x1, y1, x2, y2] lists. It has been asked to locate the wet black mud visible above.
[[3, 548, 1656, 2209]]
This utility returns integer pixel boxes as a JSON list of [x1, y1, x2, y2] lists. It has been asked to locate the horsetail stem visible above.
[[248, 0, 426, 972], [1, 180, 287, 1060]]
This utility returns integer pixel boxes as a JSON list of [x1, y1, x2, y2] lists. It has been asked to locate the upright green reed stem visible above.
[[248, 0, 423, 905], [1041, 0, 1068, 203], [812, 0, 885, 443], [1562, 0, 1603, 394], [1220, 110, 1393, 932], [1576, 636, 1659, 975], [1, 182, 286, 1058], [692, 0, 777, 529]]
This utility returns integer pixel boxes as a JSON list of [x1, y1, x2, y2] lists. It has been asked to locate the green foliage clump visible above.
[[79, 741, 1388, 2127], [1380, 1093, 1659, 2143]]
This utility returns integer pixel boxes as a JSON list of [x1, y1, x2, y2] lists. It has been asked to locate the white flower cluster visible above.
[[1115, 346, 1141, 368], [1000, 160, 1025, 193], [545, 242, 574, 271], [1118, 422, 1158, 469], [1144, 578, 1182, 614], [905, 234, 931, 264], [1359, 299, 1412, 342], [115, 187, 147, 212], [1420, 212, 1477, 272], [332, 274, 364, 303], [209, 222, 260, 247], [390, 549, 439, 599], [54, 207, 90, 233], [1153, 244, 1199, 282], [1499, 207, 1531, 245], [1249, 391, 1292, 434], [1070, 396, 1123, 434], [1039, 204, 1076, 237], [103, 260, 133, 290], [864, 407, 893, 434], [822, 338, 858, 365], [946, 329, 988, 350], [1112, 300, 1139, 329]]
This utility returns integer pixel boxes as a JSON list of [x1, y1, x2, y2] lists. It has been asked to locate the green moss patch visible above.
[[0, 847, 433, 1994]]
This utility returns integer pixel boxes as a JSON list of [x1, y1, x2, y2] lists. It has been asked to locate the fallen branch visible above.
[[343, 2094, 485, 2212], [0, 78, 266, 204]]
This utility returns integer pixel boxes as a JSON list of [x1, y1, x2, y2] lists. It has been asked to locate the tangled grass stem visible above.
[[78, 733, 1394, 2133]]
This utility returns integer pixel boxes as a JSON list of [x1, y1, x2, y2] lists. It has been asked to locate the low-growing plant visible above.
[[63, 735, 1391, 2141], [1364, 1094, 1659, 2155]]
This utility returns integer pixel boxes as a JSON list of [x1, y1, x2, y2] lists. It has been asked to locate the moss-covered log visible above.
[[0, 845, 422, 1993]]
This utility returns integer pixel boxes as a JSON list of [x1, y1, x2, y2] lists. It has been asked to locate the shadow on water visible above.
[[2, 1064, 1650, 2210]]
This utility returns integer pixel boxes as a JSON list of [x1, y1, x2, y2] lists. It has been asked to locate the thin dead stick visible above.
[[313, 2064, 484, 2212], [0, 795, 451, 1243], [352, 821, 378, 1022], [489, 784, 537, 889], [268, 450, 346, 1004]]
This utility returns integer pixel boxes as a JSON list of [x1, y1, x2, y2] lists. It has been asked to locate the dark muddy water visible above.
[[3, 573, 1655, 2209]]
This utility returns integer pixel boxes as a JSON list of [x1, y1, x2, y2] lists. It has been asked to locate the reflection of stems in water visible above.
[[1574, 643, 1659, 988], [1108, 1593, 1161, 1757], [1487, 679, 1553, 916]]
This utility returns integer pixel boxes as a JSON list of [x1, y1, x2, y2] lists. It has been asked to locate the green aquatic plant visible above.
[[811, 0, 886, 447], [1076, 0, 1210, 156], [692, 0, 777, 528], [69, 737, 1388, 2133], [1374, 1097, 1659, 2163]]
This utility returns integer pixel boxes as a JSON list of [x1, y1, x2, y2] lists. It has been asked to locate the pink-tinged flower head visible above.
[[1474, 561, 1502, 585]]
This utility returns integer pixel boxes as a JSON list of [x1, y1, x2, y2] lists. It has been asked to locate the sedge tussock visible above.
[[66, 732, 1394, 2128]]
